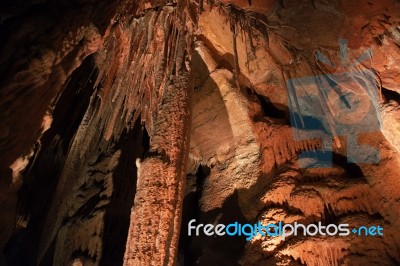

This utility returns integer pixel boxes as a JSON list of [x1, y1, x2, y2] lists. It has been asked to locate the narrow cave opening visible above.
[[253, 91, 288, 120], [141, 123, 150, 158], [99, 118, 146, 266], [178, 165, 210, 266], [382, 87, 400, 104], [332, 152, 364, 179]]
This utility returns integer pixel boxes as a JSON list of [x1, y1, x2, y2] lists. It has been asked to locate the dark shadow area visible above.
[[0, 0, 118, 86], [99, 118, 147, 265], [141, 124, 150, 158], [183, 160, 295, 266], [179, 165, 210, 265], [297, 150, 367, 176], [251, 90, 288, 121], [289, 112, 329, 134], [332, 152, 364, 178], [196, 34, 235, 73], [4, 55, 98, 265], [382, 87, 400, 104], [186, 190, 249, 266], [192, 48, 213, 88]]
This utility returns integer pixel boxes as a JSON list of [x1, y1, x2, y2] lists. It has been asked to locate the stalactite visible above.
[[122, 3, 194, 265], [198, 0, 204, 14], [123, 66, 193, 266], [245, 20, 257, 67], [230, 12, 241, 91]]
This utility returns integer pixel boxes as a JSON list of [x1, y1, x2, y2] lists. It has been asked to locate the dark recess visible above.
[[253, 91, 288, 120], [4, 55, 98, 266], [382, 87, 400, 104], [100, 119, 146, 265]]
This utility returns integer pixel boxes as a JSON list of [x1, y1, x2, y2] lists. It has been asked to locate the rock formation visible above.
[[1, 0, 400, 265]]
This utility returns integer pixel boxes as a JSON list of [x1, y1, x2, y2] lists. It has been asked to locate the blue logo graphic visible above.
[[188, 220, 383, 241], [286, 39, 381, 168]]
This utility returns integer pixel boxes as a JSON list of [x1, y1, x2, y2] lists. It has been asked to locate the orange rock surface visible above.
[[1, 0, 400, 265]]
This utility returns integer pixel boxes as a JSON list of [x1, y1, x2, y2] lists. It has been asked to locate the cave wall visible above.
[[1, 0, 400, 265]]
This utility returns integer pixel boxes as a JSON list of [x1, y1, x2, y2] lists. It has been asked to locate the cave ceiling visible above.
[[1, 0, 400, 265]]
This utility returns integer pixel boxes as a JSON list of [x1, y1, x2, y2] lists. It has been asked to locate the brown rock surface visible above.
[[1, 0, 400, 265]]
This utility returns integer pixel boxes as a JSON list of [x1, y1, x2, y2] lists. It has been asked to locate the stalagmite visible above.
[[123, 25, 194, 266]]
